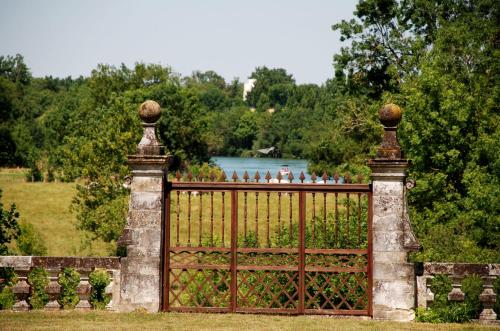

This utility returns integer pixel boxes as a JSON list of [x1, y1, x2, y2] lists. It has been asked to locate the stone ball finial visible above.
[[139, 100, 161, 123], [379, 103, 402, 128]]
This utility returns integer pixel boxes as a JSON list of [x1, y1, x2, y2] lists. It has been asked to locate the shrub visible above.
[[16, 221, 47, 256], [0, 286, 15, 309], [0, 267, 16, 310], [0, 189, 20, 255], [25, 166, 43, 182], [28, 267, 49, 309], [58, 268, 80, 309], [416, 275, 486, 323], [89, 269, 110, 309]]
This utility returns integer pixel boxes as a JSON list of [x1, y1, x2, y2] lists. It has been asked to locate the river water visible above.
[[211, 156, 308, 183]]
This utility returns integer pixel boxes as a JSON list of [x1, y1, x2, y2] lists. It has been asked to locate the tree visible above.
[[245, 67, 295, 110], [392, 0, 500, 261], [0, 189, 20, 255]]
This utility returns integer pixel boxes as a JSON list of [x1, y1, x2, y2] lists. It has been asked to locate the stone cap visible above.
[[373, 103, 405, 160]]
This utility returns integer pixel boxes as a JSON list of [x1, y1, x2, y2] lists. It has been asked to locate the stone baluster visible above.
[[12, 269, 30, 311], [44, 268, 62, 310], [425, 277, 435, 307], [105, 271, 113, 310], [479, 276, 497, 321], [447, 276, 465, 302], [75, 270, 92, 310]]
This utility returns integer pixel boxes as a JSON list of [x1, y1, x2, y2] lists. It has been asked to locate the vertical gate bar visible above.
[[187, 191, 192, 247], [277, 192, 282, 242], [298, 191, 306, 314], [367, 191, 373, 316], [199, 192, 203, 247], [289, 193, 293, 248], [244, 192, 248, 241], [311, 193, 316, 246], [230, 190, 238, 312], [357, 193, 361, 246], [266, 192, 270, 247], [346, 193, 350, 246], [255, 192, 259, 245], [334, 192, 339, 246], [210, 191, 214, 246], [163, 187, 171, 311], [221, 192, 225, 247], [175, 191, 180, 246], [322, 192, 327, 239]]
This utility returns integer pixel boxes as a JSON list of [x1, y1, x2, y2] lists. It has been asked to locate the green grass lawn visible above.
[[0, 168, 110, 256], [0, 311, 498, 331]]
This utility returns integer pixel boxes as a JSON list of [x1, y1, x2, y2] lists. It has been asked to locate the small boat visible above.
[[279, 165, 290, 177]]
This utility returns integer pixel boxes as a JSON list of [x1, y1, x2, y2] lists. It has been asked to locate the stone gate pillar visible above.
[[368, 104, 420, 321], [117, 100, 168, 312]]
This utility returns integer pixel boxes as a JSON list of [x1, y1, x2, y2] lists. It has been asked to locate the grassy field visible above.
[[0, 168, 110, 256], [0, 311, 498, 331]]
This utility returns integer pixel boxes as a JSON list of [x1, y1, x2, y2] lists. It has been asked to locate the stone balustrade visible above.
[[0, 256, 121, 311], [416, 262, 499, 322]]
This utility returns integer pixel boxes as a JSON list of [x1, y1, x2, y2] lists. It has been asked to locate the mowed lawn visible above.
[[0, 168, 110, 256], [0, 311, 498, 331]]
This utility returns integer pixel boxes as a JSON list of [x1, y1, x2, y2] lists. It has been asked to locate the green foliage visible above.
[[89, 269, 111, 309], [245, 67, 295, 110], [396, 1, 500, 262], [416, 275, 488, 323], [25, 166, 43, 182], [27, 267, 49, 309], [0, 267, 16, 310], [335, 0, 500, 262], [58, 268, 80, 309], [0, 189, 20, 255], [16, 221, 47, 255], [0, 286, 15, 310]]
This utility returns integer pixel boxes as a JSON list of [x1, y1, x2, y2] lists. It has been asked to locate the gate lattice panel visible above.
[[163, 176, 372, 315]]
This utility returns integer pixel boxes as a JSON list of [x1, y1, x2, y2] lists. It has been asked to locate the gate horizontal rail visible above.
[[163, 180, 372, 316]]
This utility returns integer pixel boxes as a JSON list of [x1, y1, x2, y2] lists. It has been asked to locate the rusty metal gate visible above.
[[162, 172, 372, 315]]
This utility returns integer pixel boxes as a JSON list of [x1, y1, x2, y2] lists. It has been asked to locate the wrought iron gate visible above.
[[162, 172, 372, 315]]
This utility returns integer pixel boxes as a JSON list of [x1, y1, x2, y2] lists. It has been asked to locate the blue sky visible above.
[[0, 0, 357, 84]]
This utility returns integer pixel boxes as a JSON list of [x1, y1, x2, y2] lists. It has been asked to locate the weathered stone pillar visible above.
[[117, 100, 169, 312], [368, 104, 420, 321]]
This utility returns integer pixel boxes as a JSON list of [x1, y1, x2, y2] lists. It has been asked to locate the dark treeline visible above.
[[0, 0, 498, 262]]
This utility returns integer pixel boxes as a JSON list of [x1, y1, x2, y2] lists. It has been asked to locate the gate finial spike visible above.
[[276, 171, 283, 183], [345, 173, 352, 184], [299, 171, 306, 183], [334, 172, 340, 184], [220, 171, 227, 182], [175, 171, 182, 181], [198, 171, 204, 182], [254, 171, 261, 183], [232, 171, 239, 182], [265, 171, 272, 183], [288, 171, 294, 183], [322, 171, 328, 183], [209, 171, 216, 182], [311, 172, 317, 183], [187, 172, 193, 182], [243, 171, 250, 182]]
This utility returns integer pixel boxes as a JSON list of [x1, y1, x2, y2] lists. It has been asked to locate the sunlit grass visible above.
[[0, 311, 496, 331], [0, 168, 111, 256]]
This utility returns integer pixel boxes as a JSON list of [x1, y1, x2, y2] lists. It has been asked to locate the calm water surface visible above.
[[211, 156, 308, 182]]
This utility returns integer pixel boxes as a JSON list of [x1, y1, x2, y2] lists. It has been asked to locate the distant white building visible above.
[[243, 78, 256, 101]]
